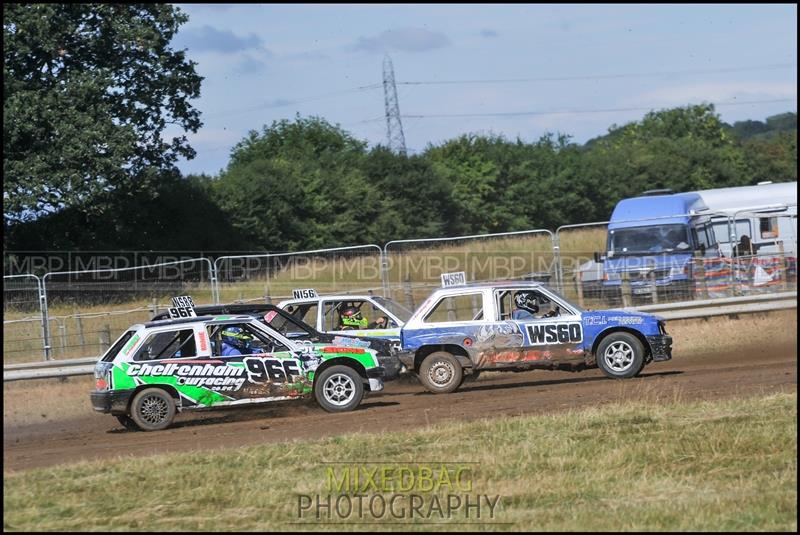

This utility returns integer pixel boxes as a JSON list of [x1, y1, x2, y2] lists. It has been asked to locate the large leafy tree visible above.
[[3, 3, 202, 223], [217, 117, 381, 250]]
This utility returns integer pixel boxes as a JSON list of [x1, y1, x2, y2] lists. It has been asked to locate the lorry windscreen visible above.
[[609, 224, 691, 255]]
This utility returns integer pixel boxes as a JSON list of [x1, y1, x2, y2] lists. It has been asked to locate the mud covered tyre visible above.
[[596, 332, 645, 379], [419, 352, 463, 394], [315, 365, 364, 413], [116, 414, 140, 431], [130, 388, 176, 431]]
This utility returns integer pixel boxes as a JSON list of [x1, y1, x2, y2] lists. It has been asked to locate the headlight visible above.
[[604, 271, 621, 281], [669, 266, 685, 277]]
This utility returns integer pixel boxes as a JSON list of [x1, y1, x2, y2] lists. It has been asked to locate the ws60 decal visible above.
[[524, 322, 583, 345], [243, 357, 304, 384]]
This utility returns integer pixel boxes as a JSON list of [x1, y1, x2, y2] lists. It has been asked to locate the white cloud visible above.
[[629, 82, 797, 107], [350, 27, 451, 53]]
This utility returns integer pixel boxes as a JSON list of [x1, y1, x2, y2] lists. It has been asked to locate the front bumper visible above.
[[90, 389, 134, 415], [368, 378, 384, 392], [646, 335, 673, 361], [365, 366, 385, 392]]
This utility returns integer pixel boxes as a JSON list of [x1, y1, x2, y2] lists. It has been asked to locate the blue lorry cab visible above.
[[602, 192, 717, 298]]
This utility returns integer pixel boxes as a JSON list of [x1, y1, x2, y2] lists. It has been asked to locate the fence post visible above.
[[694, 251, 709, 300], [148, 298, 158, 317], [264, 285, 272, 304], [470, 293, 481, 317], [778, 242, 789, 290], [574, 272, 584, 308], [58, 322, 67, 358], [446, 295, 456, 322], [39, 276, 52, 361], [100, 323, 111, 351], [552, 233, 562, 292], [74, 310, 85, 349], [208, 257, 220, 305], [403, 276, 415, 311], [648, 259, 659, 305], [380, 249, 390, 298], [620, 271, 632, 308]]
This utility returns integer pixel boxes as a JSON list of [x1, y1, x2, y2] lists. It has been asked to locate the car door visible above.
[[493, 288, 585, 366], [411, 289, 517, 371], [207, 322, 313, 401]]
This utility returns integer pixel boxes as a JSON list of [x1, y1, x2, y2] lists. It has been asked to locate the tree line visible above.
[[4, 4, 796, 254], [6, 106, 796, 252]]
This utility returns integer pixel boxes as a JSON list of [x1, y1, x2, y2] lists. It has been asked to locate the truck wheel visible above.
[[419, 352, 463, 394], [315, 365, 364, 412], [130, 388, 176, 431], [116, 415, 140, 431], [596, 332, 645, 379]]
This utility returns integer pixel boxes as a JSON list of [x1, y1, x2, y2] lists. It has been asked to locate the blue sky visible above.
[[169, 3, 797, 176]]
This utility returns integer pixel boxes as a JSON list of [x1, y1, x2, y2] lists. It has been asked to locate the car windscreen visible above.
[[262, 309, 321, 341], [609, 224, 691, 255]]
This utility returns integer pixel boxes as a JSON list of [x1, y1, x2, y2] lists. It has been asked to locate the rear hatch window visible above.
[[100, 330, 136, 362]]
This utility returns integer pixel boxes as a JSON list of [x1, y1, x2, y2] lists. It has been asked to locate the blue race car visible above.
[[397, 281, 672, 393]]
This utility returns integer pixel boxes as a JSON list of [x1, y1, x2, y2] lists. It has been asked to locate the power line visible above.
[[394, 63, 797, 86], [352, 98, 796, 123], [202, 83, 382, 118]]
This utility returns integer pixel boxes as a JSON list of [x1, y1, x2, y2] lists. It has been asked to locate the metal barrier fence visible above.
[[4, 208, 797, 364], [3, 274, 51, 362], [214, 245, 384, 304], [384, 229, 555, 311]]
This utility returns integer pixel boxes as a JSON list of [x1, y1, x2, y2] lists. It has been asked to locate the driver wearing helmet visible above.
[[220, 326, 254, 356], [512, 291, 539, 320], [339, 306, 368, 330]]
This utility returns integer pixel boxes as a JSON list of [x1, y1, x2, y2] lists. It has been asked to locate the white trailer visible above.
[[694, 181, 797, 256]]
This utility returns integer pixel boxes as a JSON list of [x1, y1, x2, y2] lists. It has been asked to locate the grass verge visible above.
[[4, 392, 797, 531]]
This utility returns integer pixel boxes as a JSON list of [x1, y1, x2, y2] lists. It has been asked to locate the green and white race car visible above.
[[277, 291, 412, 343], [90, 313, 385, 431]]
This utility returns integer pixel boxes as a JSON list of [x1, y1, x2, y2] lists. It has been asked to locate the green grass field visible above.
[[4, 392, 796, 531]]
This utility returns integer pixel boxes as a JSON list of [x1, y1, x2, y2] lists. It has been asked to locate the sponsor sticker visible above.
[[197, 330, 208, 352], [607, 315, 645, 325], [127, 361, 246, 391], [525, 322, 583, 345], [122, 334, 141, 355]]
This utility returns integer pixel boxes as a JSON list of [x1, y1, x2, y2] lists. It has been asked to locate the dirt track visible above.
[[5, 336, 796, 472]]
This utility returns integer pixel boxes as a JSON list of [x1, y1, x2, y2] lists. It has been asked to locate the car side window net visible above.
[[325, 300, 371, 331]]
